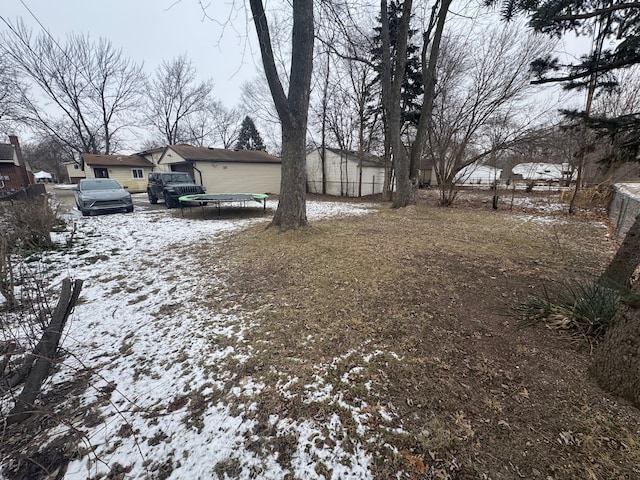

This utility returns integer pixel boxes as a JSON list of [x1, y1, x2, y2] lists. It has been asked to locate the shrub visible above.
[[518, 277, 622, 342]]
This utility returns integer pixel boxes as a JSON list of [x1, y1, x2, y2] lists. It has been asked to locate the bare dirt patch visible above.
[[201, 199, 640, 479]]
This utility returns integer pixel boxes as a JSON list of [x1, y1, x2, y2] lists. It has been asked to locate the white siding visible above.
[[195, 162, 281, 194], [307, 149, 385, 197], [455, 165, 502, 185]]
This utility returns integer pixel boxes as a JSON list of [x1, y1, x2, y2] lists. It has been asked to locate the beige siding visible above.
[[144, 150, 165, 167], [161, 151, 185, 166], [196, 162, 280, 194], [86, 166, 152, 192], [66, 163, 85, 183]]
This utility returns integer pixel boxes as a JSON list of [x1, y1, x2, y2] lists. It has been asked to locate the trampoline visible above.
[[178, 193, 269, 216]]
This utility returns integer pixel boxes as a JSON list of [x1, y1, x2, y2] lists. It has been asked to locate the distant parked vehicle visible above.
[[147, 172, 205, 209], [74, 178, 133, 216]]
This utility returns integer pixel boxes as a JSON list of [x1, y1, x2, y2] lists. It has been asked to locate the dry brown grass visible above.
[[195, 200, 640, 479]]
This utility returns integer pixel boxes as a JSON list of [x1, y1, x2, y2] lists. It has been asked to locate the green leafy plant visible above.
[[518, 278, 622, 341]]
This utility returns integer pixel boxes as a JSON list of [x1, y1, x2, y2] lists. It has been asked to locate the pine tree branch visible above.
[[550, 3, 640, 22]]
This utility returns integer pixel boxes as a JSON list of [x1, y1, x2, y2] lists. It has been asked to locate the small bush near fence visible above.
[[517, 277, 622, 345]]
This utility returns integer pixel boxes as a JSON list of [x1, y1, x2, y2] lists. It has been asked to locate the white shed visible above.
[[455, 163, 502, 185], [512, 162, 575, 181], [306, 148, 387, 197], [33, 170, 53, 182]]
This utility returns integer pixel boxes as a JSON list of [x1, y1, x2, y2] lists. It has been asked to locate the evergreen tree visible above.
[[235, 116, 266, 151], [370, 0, 424, 128], [490, 0, 640, 162]]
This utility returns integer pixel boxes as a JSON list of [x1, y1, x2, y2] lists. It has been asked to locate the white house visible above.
[[454, 163, 502, 185], [512, 162, 575, 182], [154, 145, 281, 194], [306, 148, 387, 197]]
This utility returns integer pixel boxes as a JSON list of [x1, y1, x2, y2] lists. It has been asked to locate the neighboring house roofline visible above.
[[317, 147, 385, 168], [158, 144, 280, 164], [81, 153, 154, 168]]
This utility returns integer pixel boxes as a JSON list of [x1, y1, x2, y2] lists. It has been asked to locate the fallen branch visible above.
[[5, 278, 83, 424]]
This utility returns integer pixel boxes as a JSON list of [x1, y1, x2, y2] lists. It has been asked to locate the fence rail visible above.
[[0, 184, 46, 202]]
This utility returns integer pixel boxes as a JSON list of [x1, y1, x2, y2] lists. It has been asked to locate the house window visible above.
[[132, 168, 144, 179], [94, 168, 109, 178]]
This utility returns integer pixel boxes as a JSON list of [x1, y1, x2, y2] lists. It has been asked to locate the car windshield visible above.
[[165, 174, 191, 183], [80, 179, 122, 191]]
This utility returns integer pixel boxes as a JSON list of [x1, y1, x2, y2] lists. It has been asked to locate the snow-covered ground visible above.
[[2, 199, 380, 480]]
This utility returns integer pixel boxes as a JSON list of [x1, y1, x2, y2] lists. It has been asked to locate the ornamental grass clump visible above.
[[518, 278, 622, 341]]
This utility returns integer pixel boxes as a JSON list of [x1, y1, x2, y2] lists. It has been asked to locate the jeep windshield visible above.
[[164, 174, 192, 183]]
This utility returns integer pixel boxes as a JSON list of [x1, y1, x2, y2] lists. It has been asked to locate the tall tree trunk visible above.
[[250, 0, 314, 230], [409, 0, 451, 188], [273, 126, 308, 229], [590, 305, 640, 408], [378, 0, 413, 208]]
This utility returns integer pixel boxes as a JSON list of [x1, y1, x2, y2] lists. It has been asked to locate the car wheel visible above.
[[81, 209, 90, 217], [126, 206, 134, 213], [164, 192, 175, 209], [148, 192, 158, 204]]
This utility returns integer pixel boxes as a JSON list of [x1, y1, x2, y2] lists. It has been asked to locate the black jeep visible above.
[[147, 172, 206, 209]]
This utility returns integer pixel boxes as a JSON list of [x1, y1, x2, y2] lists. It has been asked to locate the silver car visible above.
[[74, 178, 133, 216]]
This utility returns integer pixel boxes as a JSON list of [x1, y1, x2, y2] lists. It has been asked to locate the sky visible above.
[[2, 0, 260, 107], [1, 0, 594, 153], [1, 0, 593, 109]]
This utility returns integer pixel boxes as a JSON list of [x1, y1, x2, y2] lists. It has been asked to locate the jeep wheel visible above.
[[148, 191, 158, 204], [164, 192, 175, 209]]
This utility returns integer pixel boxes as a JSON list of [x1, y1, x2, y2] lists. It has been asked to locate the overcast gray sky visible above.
[[3, 0, 259, 107]]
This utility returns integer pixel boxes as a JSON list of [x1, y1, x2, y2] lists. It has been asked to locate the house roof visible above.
[[0, 144, 15, 163], [163, 145, 280, 164], [81, 154, 154, 168], [325, 148, 385, 168]]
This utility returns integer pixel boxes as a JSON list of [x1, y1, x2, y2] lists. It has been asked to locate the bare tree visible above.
[[426, 23, 554, 205], [207, 101, 242, 148], [22, 136, 74, 182], [311, 49, 382, 196], [0, 20, 145, 155], [249, 0, 314, 230], [0, 55, 29, 136], [240, 75, 281, 153], [146, 54, 213, 146]]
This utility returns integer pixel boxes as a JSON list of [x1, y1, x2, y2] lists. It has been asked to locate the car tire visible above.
[[164, 192, 175, 209], [148, 192, 158, 204], [81, 209, 90, 217], [126, 206, 134, 213]]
